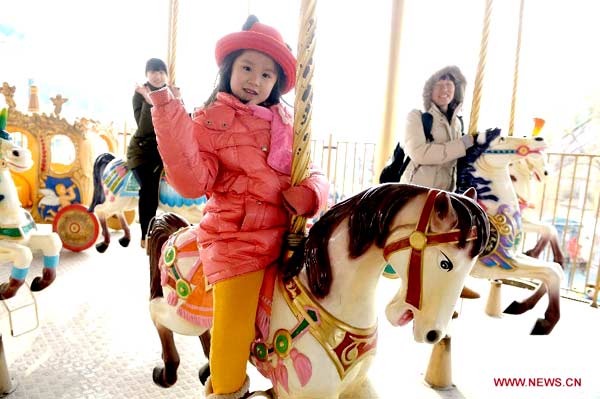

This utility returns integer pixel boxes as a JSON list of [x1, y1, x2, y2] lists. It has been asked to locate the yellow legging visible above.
[[210, 269, 265, 394]]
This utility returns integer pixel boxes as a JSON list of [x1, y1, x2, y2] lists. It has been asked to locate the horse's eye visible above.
[[440, 251, 453, 271]]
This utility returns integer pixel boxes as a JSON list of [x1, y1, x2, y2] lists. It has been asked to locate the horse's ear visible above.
[[430, 191, 458, 232], [462, 187, 477, 201]]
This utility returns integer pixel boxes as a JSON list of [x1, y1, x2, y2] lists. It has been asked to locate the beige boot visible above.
[[205, 375, 250, 399]]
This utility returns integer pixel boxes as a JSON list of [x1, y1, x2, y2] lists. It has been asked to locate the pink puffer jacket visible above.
[[150, 89, 328, 284]]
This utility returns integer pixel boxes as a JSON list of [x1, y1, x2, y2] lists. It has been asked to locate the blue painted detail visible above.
[[159, 178, 207, 207], [44, 255, 59, 268], [11, 266, 28, 280]]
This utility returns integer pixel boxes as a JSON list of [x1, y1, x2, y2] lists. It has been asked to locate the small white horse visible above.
[[147, 184, 489, 398], [509, 157, 565, 266], [0, 111, 62, 299], [457, 129, 564, 334], [88, 153, 206, 252]]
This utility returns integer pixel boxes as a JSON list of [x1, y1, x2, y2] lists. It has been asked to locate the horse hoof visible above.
[[198, 363, 210, 385], [96, 242, 108, 253], [503, 301, 528, 315], [30, 277, 45, 292], [530, 318, 555, 335], [152, 367, 175, 388], [118, 237, 130, 247]]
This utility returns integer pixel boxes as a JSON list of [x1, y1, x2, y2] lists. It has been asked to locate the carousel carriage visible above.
[[5, 99, 117, 251]]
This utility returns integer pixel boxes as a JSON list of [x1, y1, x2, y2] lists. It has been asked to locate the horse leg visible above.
[[198, 331, 212, 385], [524, 236, 549, 259], [504, 284, 547, 315], [152, 323, 180, 388], [95, 214, 110, 253], [549, 237, 566, 268], [531, 269, 562, 335], [29, 232, 62, 291], [117, 213, 131, 247], [0, 244, 31, 299]]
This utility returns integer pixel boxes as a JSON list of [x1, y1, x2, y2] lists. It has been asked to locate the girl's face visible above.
[[431, 78, 455, 111], [146, 70, 167, 88], [230, 50, 278, 105]]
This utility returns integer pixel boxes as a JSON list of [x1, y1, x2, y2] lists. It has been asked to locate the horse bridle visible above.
[[483, 144, 543, 156], [382, 189, 478, 310]]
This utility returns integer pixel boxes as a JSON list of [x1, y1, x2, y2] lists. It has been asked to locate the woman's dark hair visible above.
[[204, 49, 287, 108]]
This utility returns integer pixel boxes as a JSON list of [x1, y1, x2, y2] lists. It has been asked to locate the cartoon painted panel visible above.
[[38, 176, 81, 222]]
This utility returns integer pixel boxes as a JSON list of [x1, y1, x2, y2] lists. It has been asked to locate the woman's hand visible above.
[[135, 84, 152, 103]]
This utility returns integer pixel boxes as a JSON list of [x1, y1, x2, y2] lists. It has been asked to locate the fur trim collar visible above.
[[422, 65, 466, 110]]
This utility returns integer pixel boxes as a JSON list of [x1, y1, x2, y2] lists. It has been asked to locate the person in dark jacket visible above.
[[127, 58, 167, 248]]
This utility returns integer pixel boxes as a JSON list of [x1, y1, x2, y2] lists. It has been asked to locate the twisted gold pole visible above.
[[290, 0, 317, 235], [167, 0, 179, 86], [468, 0, 493, 135], [508, 0, 525, 136]]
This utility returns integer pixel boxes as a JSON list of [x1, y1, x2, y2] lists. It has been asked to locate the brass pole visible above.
[[508, 0, 525, 136], [374, 0, 405, 182], [468, 0, 494, 135], [290, 0, 317, 235], [167, 0, 179, 86]]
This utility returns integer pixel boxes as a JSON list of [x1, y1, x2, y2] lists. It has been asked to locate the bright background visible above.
[[2, 0, 599, 151]]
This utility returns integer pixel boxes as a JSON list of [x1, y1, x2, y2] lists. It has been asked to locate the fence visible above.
[[310, 135, 600, 303]]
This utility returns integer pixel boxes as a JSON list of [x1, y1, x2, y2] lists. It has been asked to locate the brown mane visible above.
[[282, 184, 490, 299]]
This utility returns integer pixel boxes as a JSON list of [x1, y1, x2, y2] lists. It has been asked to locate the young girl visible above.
[[146, 16, 328, 399]]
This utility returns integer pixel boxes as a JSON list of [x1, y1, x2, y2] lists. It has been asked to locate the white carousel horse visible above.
[[509, 156, 565, 267], [457, 129, 564, 335], [0, 109, 62, 299], [146, 184, 489, 398], [88, 153, 206, 252]]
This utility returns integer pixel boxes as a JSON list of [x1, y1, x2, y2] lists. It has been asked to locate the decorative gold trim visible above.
[[281, 277, 377, 379]]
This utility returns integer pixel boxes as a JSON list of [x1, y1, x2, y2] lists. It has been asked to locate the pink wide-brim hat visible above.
[[215, 20, 297, 94]]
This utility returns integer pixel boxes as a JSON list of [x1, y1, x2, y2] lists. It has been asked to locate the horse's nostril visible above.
[[535, 137, 544, 141], [426, 330, 440, 343], [544, 171, 548, 176]]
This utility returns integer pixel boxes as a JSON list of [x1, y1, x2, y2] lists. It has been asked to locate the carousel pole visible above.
[[167, 0, 179, 86], [508, 0, 525, 136], [289, 0, 317, 236], [374, 0, 405, 183], [425, 0, 495, 390]]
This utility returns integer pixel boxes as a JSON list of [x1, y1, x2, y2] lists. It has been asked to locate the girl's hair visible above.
[[204, 49, 287, 108]]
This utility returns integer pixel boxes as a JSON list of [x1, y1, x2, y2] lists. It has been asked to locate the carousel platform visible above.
[[0, 224, 598, 399]]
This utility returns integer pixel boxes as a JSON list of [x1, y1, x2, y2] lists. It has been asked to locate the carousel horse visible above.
[[147, 184, 489, 398], [0, 109, 62, 299], [457, 129, 564, 335], [509, 157, 565, 267], [88, 153, 206, 252]]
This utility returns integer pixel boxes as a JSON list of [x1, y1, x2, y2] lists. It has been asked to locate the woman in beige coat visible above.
[[400, 65, 474, 191], [401, 66, 479, 299]]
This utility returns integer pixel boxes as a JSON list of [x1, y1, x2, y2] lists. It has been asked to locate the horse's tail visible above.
[[148, 212, 189, 300], [88, 152, 116, 212]]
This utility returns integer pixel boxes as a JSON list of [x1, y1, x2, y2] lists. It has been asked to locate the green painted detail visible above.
[[0, 221, 35, 238], [254, 342, 268, 361], [306, 309, 318, 322], [275, 333, 289, 354], [383, 264, 397, 276], [291, 319, 309, 339], [176, 280, 191, 299], [164, 246, 176, 266]]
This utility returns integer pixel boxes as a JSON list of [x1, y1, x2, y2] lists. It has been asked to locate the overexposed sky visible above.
[[1, 0, 599, 147]]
